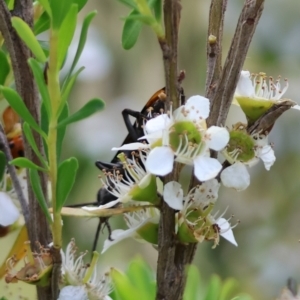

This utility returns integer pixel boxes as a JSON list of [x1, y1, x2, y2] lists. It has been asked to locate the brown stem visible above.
[[0, 0, 52, 299], [207, 0, 265, 127], [205, 0, 227, 98], [156, 0, 191, 299]]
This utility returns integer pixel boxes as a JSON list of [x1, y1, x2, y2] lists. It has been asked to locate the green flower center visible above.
[[169, 121, 202, 155], [226, 130, 255, 162]]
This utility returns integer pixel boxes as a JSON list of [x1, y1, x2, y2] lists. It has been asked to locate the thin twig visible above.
[[208, 0, 265, 127], [205, 0, 227, 98]]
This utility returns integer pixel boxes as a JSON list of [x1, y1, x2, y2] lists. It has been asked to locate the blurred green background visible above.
[[3, 0, 300, 299]]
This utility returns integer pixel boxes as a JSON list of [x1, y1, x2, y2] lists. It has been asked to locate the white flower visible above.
[[221, 134, 275, 191], [102, 207, 160, 253], [113, 96, 229, 182], [60, 239, 89, 286], [58, 286, 88, 300], [234, 71, 300, 118], [164, 180, 237, 246], [0, 168, 28, 227], [60, 239, 112, 300], [83, 152, 158, 213], [0, 191, 19, 226], [236, 71, 289, 101]]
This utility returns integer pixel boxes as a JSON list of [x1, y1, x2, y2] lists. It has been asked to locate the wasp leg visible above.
[[122, 109, 146, 143], [92, 217, 113, 252]]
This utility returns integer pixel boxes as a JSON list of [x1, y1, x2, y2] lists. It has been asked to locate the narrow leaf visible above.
[[67, 11, 97, 77], [60, 67, 85, 116], [11, 17, 47, 63], [49, 0, 72, 29], [117, 0, 137, 9], [34, 11, 50, 35], [124, 14, 154, 25], [56, 157, 78, 211], [122, 10, 143, 50], [151, 0, 162, 22], [183, 265, 202, 300], [29, 169, 52, 224], [0, 151, 6, 182], [57, 103, 69, 160], [57, 4, 78, 69], [28, 58, 51, 118], [23, 123, 48, 169], [56, 98, 105, 128], [10, 157, 46, 171], [0, 50, 10, 85], [204, 275, 221, 300], [38, 0, 52, 17], [1, 87, 47, 139]]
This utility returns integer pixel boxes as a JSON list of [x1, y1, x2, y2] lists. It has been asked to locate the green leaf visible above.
[[10, 157, 46, 171], [11, 17, 47, 63], [219, 278, 238, 300], [112, 269, 140, 300], [73, 0, 88, 10], [57, 98, 105, 128], [49, 0, 72, 29], [57, 4, 78, 69], [204, 274, 221, 300], [127, 258, 155, 300], [28, 59, 51, 118], [184, 265, 202, 300], [0, 50, 10, 85], [38, 0, 52, 17], [57, 103, 69, 160], [117, 0, 137, 9], [122, 10, 143, 50], [1, 87, 47, 140], [60, 67, 84, 116], [0, 151, 6, 182], [23, 123, 48, 169], [41, 101, 49, 160], [56, 157, 78, 211], [66, 10, 97, 78], [34, 12, 50, 35], [29, 169, 52, 224], [151, 0, 162, 22], [125, 14, 154, 25]]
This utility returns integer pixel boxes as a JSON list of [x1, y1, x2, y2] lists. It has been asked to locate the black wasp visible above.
[[71, 85, 185, 252]]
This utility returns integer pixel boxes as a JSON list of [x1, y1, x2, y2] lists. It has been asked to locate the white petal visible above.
[[259, 145, 276, 171], [138, 131, 163, 144], [205, 126, 229, 151], [101, 215, 156, 253], [194, 156, 222, 181], [112, 142, 149, 151], [82, 199, 120, 212], [102, 229, 135, 253], [58, 286, 88, 300], [235, 70, 255, 97], [145, 147, 174, 176], [163, 181, 183, 210], [145, 114, 171, 134], [185, 95, 210, 120], [220, 162, 250, 191], [217, 218, 238, 247], [0, 192, 19, 226]]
